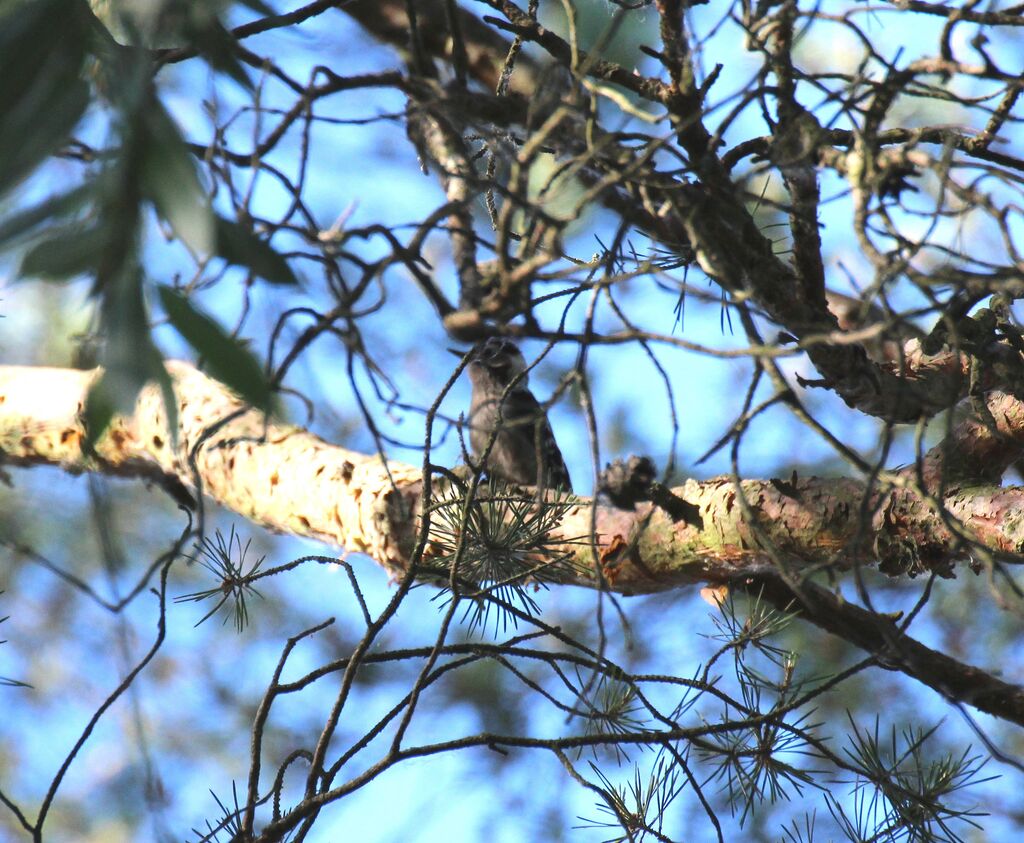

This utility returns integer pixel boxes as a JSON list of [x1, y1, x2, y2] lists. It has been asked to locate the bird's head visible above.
[[451, 338, 529, 387]]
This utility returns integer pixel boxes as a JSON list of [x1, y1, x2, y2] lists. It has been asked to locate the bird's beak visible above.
[[447, 347, 466, 358]]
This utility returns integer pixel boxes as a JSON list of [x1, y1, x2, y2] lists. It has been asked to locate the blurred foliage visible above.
[[0, 0, 1023, 841], [1, 0, 292, 439]]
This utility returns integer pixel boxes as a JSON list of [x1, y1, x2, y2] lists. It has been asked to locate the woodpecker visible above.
[[455, 338, 573, 492]]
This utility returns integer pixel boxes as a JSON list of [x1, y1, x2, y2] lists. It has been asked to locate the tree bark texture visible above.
[[3, 362, 1022, 593]]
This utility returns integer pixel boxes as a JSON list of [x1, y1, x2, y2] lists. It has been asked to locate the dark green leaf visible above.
[[83, 369, 132, 448], [238, 0, 276, 16], [85, 266, 176, 446], [19, 223, 110, 281], [214, 216, 298, 285], [84, 361, 176, 449], [158, 285, 275, 413], [0, 184, 95, 250], [138, 101, 213, 255], [0, 79, 89, 198], [191, 19, 252, 90], [0, 0, 91, 196]]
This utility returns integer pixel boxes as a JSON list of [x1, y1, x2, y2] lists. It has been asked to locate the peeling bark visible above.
[[3, 362, 1024, 593]]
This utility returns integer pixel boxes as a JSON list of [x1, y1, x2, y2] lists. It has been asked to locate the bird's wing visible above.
[[502, 388, 573, 492]]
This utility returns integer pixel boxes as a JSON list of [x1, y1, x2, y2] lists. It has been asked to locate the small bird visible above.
[[454, 338, 572, 492]]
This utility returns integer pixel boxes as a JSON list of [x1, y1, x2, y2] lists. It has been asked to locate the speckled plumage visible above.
[[463, 338, 572, 492]]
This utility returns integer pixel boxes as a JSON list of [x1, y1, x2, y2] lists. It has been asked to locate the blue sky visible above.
[[2, 0, 1023, 840]]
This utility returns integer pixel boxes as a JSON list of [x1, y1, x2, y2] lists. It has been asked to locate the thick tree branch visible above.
[[144, 0, 1023, 426], [743, 574, 1024, 726], [4, 362, 1024, 593], [911, 390, 1024, 488], [0, 362, 422, 578], [329, 6, 1024, 425], [5, 363, 1024, 728]]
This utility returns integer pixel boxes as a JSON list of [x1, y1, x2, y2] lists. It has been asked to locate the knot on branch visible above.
[[920, 298, 1024, 404], [598, 456, 703, 529]]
